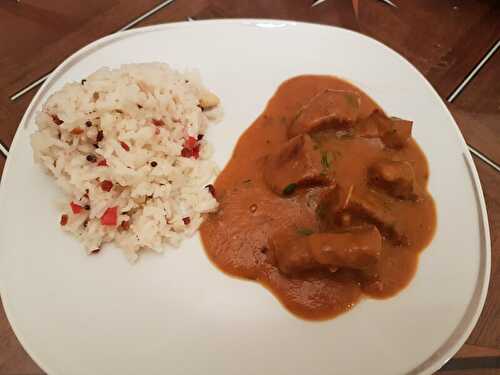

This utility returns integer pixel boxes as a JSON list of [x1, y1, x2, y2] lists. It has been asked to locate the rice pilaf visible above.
[[31, 63, 221, 261]]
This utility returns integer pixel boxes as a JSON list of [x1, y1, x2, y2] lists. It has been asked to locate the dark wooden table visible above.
[[0, 1, 498, 374]]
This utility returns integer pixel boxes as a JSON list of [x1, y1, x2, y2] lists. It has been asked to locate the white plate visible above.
[[0, 20, 490, 375]]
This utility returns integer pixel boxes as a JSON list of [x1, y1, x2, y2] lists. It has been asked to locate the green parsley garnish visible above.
[[282, 183, 298, 195], [321, 150, 333, 169], [297, 227, 314, 236]]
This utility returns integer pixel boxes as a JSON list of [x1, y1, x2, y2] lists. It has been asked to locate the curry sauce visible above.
[[200, 75, 436, 320]]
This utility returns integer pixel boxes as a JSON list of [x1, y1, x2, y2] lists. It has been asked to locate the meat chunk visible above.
[[270, 226, 382, 275], [320, 184, 353, 214], [368, 160, 418, 201], [308, 226, 382, 268], [356, 112, 379, 139], [382, 116, 413, 148], [269, 231, 318, 275], [263, 134, 330, 196], [317, 185, 406, 244], [288, 90, 361, 138], [356, 110, 412, 148], [348, 192, 405, 243]]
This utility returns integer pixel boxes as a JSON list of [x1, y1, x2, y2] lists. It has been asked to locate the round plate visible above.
[[0, 20, 490, 375]]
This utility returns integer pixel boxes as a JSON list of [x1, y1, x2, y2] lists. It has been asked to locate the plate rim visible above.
[[0, 19, 491, 375]]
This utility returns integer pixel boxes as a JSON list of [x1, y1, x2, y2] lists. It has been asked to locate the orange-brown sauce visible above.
[[200, 75, 436, 320]]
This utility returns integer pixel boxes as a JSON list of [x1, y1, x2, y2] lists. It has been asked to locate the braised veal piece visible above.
[[200, 76, 436, 320]]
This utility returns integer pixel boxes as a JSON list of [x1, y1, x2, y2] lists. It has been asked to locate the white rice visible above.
[[31, 63, 221, 261]]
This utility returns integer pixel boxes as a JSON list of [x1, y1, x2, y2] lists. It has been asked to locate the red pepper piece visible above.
[[120, 141, 130, 151], [70, 202, 83, 214], [192, 145, 200, 159], [100, 180, 113, 192], [181, 147, 193, 158], [60, 214, 68, 226], [51, 114, 64, 125], [152, 119, 165, 126], [184, 136, 197, 150], [100, 207, 118, 226]]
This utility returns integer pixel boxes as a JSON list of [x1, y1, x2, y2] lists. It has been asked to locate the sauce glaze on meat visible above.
[[200, 75, 436, 320]]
